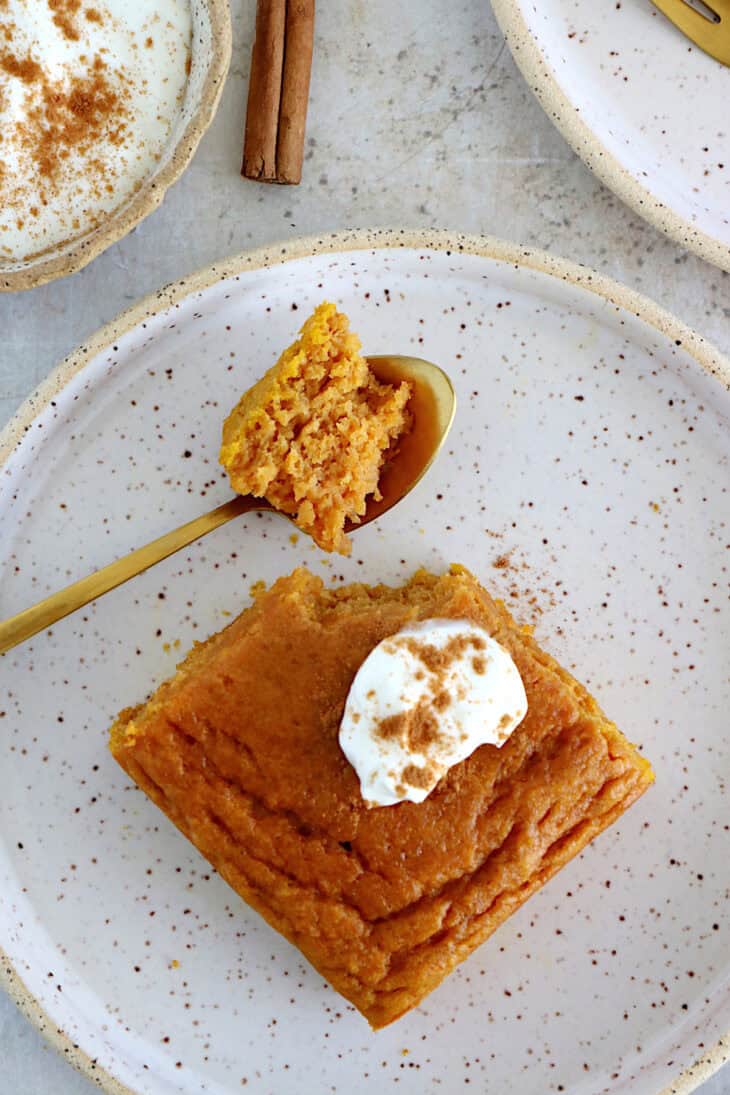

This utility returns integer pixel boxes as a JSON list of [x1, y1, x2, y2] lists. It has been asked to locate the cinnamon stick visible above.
[[242, 0, 286, 181], [276, 0, 315, 184], [242, 0, 315, 185]]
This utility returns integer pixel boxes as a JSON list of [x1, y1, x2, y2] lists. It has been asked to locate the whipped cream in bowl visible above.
[[0, 0, 230, 288], [339, 618, 528, 807]]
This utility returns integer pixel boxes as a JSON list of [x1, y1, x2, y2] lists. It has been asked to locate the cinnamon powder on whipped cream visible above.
[[340, 619, 529, 807], [47, 0, 84, 42], [0, 0, 191, 261], [1, 51, 128, 188]]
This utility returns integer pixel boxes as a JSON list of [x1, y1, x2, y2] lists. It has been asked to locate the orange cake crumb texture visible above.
[[219, 302, 412, 554], [110, 565, 654, 1029]]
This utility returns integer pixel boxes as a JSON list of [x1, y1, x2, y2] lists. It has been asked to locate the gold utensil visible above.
[[0, 356, 456, 657], [652, 0, 730, 65]]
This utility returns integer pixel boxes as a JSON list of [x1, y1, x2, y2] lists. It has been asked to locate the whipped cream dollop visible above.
[[339, 618, 528, 807]]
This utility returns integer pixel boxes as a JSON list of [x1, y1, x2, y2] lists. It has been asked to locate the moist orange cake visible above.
[[219, 302, 412, 555], [110, 565, 654, 1029]]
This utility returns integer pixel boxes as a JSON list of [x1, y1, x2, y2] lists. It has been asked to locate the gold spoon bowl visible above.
[[0, 356, 455, 656]]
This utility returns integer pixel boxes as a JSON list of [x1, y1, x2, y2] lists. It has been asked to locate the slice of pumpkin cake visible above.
[[220, 302, 412, 554]]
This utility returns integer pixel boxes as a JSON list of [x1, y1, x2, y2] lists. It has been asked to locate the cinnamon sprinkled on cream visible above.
[[0, 52, 42, 81], [23, 55, 126, 182], [0, 0, 191, 262], [400, 763, 436, 791], [48, 0, 83, 42], [375, 700, 443, 752], [402, 632, 485, 675], [339, 618, 528, 807]]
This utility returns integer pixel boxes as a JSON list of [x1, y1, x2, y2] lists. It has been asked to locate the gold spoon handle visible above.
[[0, 495, 264, 657]]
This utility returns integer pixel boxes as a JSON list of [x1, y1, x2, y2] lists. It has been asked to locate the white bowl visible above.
[[0, 0, 231, 292]]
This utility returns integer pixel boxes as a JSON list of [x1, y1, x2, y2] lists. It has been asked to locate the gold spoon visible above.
[[0, 356, 455, 656]]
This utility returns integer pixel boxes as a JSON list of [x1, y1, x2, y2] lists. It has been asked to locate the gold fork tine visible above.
[[702, 0, 730, 14], [651, 0, 730, 65]]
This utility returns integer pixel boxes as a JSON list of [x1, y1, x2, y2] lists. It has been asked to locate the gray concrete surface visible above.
[[0, 0, 728, 1092]]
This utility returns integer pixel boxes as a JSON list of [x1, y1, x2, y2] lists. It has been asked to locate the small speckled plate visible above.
[[491, 0, 730, 272], [1, 230, 729, 1095]]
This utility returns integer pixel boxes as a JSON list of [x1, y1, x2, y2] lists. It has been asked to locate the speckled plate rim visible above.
[[0, 0, 232, 294], [1, 227, 729, 1095], [489, 0, 730, 274]]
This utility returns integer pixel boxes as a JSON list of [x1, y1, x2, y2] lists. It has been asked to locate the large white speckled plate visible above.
[[491, 0, 730, 272], [1, 231, 729, 1095]]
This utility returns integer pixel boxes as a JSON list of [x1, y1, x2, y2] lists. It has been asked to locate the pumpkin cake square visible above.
[[109, 565, 653, 1028]]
